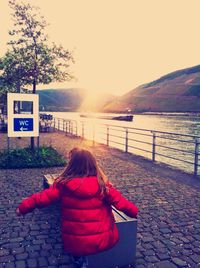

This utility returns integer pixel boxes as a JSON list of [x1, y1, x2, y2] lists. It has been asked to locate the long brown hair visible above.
[[57, 148, 108, 194]]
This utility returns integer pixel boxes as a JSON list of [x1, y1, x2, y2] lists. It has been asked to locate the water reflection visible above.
[[51, 112, 200, 175]]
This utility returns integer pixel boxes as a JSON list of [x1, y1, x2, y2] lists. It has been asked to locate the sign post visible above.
[[7, 93, 39, 138]]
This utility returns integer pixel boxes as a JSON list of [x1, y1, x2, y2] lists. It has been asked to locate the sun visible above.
[[78, 90, 105, 112]]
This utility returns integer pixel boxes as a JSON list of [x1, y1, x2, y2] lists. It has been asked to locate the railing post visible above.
[[53, 118, 56, 131], [58, 119, 60, 131], [71, 121, 73, 134], [82, 122, 84, 139], [75, 121, 78, 137], [71, 121, 73, 135], [106, 125, 109, 146], [152, 132, 156, 162], [125, 128, 128, 153], [37, 136, 40, 149], [64, 121, 67, 135], [65, 121, 67, 133], [69, 121, 71, 134], [194, 138, 199, 176]]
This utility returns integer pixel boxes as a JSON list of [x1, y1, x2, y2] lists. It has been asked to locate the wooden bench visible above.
[[43, 174, 137, 268]]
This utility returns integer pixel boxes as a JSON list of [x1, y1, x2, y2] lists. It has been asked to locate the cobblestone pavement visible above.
[[0, 132, 200, 268]]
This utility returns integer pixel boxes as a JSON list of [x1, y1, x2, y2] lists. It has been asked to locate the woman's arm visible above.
[[17, 183, 60, 215], [106, 183, 139, 218]]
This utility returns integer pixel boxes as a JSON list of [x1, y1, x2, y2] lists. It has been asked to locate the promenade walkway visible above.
[[0, 132, 200, 268]]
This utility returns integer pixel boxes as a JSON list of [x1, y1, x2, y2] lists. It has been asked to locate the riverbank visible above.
[[0, 132, 200, 267], [139, 112, 200, 116]]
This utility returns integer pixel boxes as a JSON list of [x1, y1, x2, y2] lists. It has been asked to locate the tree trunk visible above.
[[30, 78, 36, 150], [17, 79, 20, 113], [33, 77, 36, 94]]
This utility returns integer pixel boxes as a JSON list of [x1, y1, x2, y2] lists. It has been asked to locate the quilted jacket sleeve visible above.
[[106, 183, 139, 218], [18, 183, 60, 215]]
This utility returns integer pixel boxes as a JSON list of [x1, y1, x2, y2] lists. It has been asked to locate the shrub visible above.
[[0, 146, 66, 169]]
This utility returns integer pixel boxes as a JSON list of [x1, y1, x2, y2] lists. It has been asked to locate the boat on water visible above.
[[80, 114, 134, 122]]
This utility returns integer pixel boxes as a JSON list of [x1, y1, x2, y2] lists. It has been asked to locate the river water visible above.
[[50, 112, 200, 175]]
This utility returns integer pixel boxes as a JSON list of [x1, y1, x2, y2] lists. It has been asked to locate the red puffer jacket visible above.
[[18, 176, 138, 256]]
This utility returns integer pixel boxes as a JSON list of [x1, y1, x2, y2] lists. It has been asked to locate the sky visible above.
[[1, 0, 200, 96]]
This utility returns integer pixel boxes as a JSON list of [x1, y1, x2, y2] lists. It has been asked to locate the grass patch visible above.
[[0, 146, 66, 169]]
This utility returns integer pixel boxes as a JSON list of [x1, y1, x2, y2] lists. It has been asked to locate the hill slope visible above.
[[38, 88, 115, 112], [103, 65, 200, 113], [38, 88, 85, 111]]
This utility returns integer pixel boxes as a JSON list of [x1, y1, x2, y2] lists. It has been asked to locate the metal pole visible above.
[[7, 137, 10, 151], [69, 121, 71, 135], [75, 121, 78, 137], [194, 138, 199, 176], [53, 118, 56, 131], [107, 125, 109, 147], [58, 119, 60, 131], [37, 136, 40, 149], [67, 121, 69, 134], [125, 128, 128, 153], [82, 122, 84, 139], [72, 121, 73, 134], [63, 120, 66, 134], [64, 121, 66, 134], [66, 121, 68, 133], [7, 137, 10, 171], [152, 132, 156, 162], [66, 121, 68, 134]]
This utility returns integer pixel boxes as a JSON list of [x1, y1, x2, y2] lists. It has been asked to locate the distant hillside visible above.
[[102, 65, 200, 113], [38, 88, 84, 112], [38, 88, 115, 112]]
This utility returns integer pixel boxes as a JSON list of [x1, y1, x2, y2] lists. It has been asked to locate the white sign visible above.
[[7, 93, 39, 137]]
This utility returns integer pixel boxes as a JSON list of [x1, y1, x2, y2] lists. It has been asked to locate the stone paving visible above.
[[0, 132, 200, 268]]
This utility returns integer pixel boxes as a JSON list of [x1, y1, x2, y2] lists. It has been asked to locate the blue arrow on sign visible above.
[[14, 118, 34, 132]]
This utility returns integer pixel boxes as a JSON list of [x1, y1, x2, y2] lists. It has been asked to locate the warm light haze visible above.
[[1, 0, 200, 96]]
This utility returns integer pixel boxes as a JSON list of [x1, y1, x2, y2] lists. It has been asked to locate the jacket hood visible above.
[[62, 176, 100, 198]]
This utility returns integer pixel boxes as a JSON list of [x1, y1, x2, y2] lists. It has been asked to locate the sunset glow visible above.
[[1, 0, 200, 95]]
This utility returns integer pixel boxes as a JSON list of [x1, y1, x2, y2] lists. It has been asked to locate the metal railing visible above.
[[53, 117, 78, 136], [53, 117, 200, 176]]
